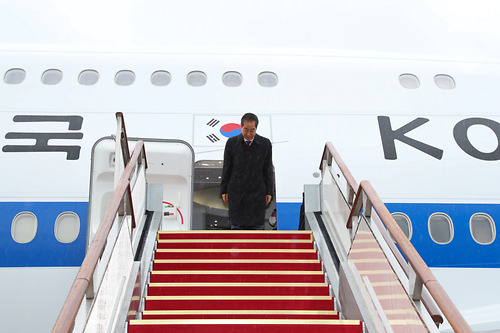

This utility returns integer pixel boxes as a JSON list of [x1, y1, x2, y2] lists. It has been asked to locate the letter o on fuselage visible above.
[[453, 118, 500, 161]]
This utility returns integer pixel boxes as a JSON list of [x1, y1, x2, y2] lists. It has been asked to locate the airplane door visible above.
[[192, 159, 276, 230], [88, 137, 194, 246]]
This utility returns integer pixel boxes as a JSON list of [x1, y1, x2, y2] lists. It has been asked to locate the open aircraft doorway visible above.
[[193, 160, 276, 230]]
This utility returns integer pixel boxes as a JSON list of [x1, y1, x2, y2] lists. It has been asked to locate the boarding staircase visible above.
[[129, 230, 362, 333], [53, 113, 473, 333]]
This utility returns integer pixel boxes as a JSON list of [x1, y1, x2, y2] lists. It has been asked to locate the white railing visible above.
[[319, 142, 472, 333], [53, 113, 148, 333]]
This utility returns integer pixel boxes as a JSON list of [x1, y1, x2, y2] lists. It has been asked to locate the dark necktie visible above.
[[246, 140, 251, 148]]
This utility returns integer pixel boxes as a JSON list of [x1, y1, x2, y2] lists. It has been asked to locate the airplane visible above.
[[1, 1, 499, 332]]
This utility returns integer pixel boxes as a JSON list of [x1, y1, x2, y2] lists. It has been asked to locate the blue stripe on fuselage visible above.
[[275, 201, 499, 268], [385, 203, 500, 268], [2, 201, 497, 269], [0, 202, 88, 267], [276, 202, 302, 230]]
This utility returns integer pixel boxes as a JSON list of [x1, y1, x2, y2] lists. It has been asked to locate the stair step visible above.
[[157, 240, 314, 250], [150, 270, 326, 283], [157, 231, 313, 240], [152, 259, 321, 271], [145, 296, 334, 311], [129, 319, 363, 333], [155, 249, 318, 260], [141, 310, 339, 320], [129, 231, 361, 333], [147, 283, 330, 296]]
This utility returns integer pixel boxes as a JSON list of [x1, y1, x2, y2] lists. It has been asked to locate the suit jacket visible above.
[[220, 133, 274, 226]]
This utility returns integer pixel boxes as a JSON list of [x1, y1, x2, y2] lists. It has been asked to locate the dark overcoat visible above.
[[220, 133, 274, 226]]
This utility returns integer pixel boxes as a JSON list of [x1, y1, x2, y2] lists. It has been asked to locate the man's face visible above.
[[242, 120, 257, 141]]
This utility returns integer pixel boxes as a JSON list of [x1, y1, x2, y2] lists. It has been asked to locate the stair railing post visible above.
[[347, 184, 356, 206], [409, 264, 424, 302], [346, 187, 364, 241], [326, 148, 333, 167], [362, 192, 372, 219], [86, 275, 95, 299]]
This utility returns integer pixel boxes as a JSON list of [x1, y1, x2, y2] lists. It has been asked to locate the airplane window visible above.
[[399, 74, 420, 89], [187, 71, 207, 87], [470, 213, 496, 245], [11, 212, 37, 244], [79, 70, 99, 86], [115, 70, 136, 86], [41, 69, 63, 85], [391, 212, 412, 240], [428, 213, 454, 244], [4, 68, 26, 84], [151, 70, 171, 86], [434, 74, 456, 89], [222, 71, 242, 87], [54, 212, 80, 243], [258, 72, 278, 87]]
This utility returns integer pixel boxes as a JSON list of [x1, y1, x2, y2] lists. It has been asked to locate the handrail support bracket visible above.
[[409, 264, 423, 302], [362, 195, 372, 218]]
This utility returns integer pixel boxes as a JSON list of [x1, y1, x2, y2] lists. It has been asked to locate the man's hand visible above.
[[222, 194, 228, 204], [266, 195, 272, 205]]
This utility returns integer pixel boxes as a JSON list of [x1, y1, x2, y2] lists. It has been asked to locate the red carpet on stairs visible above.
[[128, 231, 363, 333]]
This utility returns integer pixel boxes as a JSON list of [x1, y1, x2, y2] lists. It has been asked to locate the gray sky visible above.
[[2, 0, 500, 60]]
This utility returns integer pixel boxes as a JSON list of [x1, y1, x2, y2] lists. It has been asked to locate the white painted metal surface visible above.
[[84, 216, 134, 333], [0, 267, 79, 333], [432, 268, 500, 333]]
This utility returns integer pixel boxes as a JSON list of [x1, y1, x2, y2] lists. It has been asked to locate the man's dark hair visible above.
[[241, 113, 259, 127]]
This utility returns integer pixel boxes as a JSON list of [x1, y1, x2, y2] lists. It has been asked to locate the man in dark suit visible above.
[[220, 113, 274, 230]]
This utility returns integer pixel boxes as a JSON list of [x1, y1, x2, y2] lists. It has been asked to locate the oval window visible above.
[[187, 71, 207, 87], [151, 70, 171, 86], [258, 72, 278, 87], [399, 74, 420, 89], [42, 69, 63, 85], [4, 68, 26, 84], [54, 212, 80, 243], [470, 213, 496, 245], [429, 213, 454, 244], [115, 70, 136, 86], [12, 212, 37, 244], [222, 71, 243, 87], [434, 74, 456, 90], [79, 69, 99, 86], [391, 212, 412, 240]]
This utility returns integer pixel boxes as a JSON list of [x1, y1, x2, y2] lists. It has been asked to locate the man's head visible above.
[[241, 113, 258, 141]]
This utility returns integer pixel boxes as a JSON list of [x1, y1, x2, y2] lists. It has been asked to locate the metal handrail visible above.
[[320, 141, 359, 202], [368, 204, 444, 324], [319, 141, 458, 328], [52, 141, 146, 333], [116, 112, 131, 168], [356, 181, 472, 333]]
